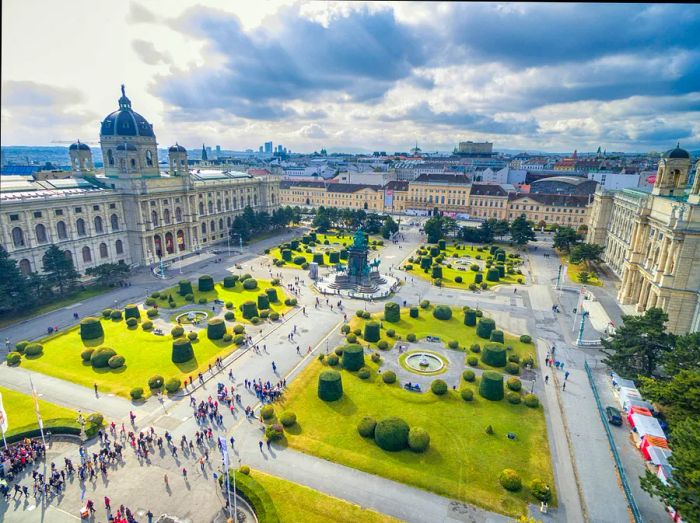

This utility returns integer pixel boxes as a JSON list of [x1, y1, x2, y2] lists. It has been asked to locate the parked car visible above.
[[606, 406, 623, 426]]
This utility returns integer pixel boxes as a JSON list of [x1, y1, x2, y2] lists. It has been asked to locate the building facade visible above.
[[0, 87, 281, 275], [586, 146, 700, 334]]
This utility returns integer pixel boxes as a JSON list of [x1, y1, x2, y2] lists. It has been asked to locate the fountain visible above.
[[175, 310, 208, 324], [404, 352, 446, 374]]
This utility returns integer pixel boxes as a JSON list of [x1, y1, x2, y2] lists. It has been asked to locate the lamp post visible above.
[[77, 411, 86, 442]]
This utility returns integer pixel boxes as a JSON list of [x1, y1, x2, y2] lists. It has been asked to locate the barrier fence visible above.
[[584, 361, 643, 523]]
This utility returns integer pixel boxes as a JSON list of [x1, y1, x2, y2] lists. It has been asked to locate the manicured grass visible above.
[[269, 232, 383, 268], [251, 469, 400, 523], [0, 385, 79, 437], [278, 359, 554, 517], [153, 280, 292, 322], [559, 253, 603, 286], [349, 305, 536, 369], [19, 313, 240, 398]]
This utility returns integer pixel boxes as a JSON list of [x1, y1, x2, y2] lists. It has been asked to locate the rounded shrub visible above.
[[508, 354, 520, 364], [102, 308, 113, 318], [317, 370, 343, 401], [357, 416, 377, 438], [374, 417, 410, 451], [81, 348, 95, 362], [259, 309, 270, 319], [362, 310, 370, 319], [520, 334, 532, 344], [178, 280, 193, 296], [470, 264, 480, 272], [430, 379, 448, 395], [499, 469, 522, 492], [384, 302, 400, 323], [241, 301, 258, 319], [334, 346, 344, 356], [280, 411, 297, 427], [530, 479, 552, 502], [524, 393, 540, 408], [489, 329, 504, 344], [293, 256, 306, 265], [142, 320, 153, 331], [341, 324, 351, 334], [80, 317, 104, 340], [233, 324, 245, 334], [222, 333, 233, 342], [171, 325, 185, 338], [224, 311, 235, 321], [406, 333, 416, 342], [233, 334, 245, 345], [371, 352, 381, 363], [409, 307, 419, 319], [506, 391, 522, 404], [364, 321, 380, 343], [198, 298, 207, 305], [146, 308, 158, 318], [15, 340, 29, 354], [187, 331, 198, 341], [239, 465, 251, 475], [476, 318, 496, 339], [377, 340, 389, 350], [479, 371, 504, 401], [130, 387, 143, 400], [432, 305, 452, 321], [505, 362, 520, 375], [408, 427, 430, 453], [148, 375, 165, 390], [126, 318, 138, 328], [358, 368, 371, 379], [269, 312, 279, 321], [467, 356, 479, 367], [386, 329, 395, 338], [346, 333, 357, 343], [25, 343, 43, 356], [481, 343, 507, 367], [242, 278, 258, 290], [250, 317, 261, 325], [260, 405, 275, 420], [90, 347, 116, 368], [420, 299, 430, 309], [355, 310, 364, 318], [454, 276, 463, 283], [342, 344, 365, 371], [448, 340, 459, 349], [165, 377, 181, 393], [463, 369, 475, 382], [124, 304, 140, 320], [486, 268, 500, 282], [507, 377, 522, 391], [470, 343, 481, 353], [326, 354, 339, 366], [185, 294, 194, 302], [257, 293, 270, 310], [207, 318, 226, 340], [172, 338, 194, 363], [461, 388, 474, 401], [198, 275, 214, 292], [382, 371, 397, 384], [107, 355, 125, 369], [7, 352, 21, 365]]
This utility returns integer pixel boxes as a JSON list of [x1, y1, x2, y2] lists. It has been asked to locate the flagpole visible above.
[[29, 376, 47, 448], [0, 391, 8, 449]]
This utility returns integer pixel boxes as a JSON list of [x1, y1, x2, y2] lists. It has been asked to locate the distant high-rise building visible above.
[[201, 144, 208, 161], [215, 145, 221, 158], [259, 146, 263, 153], [454, 141, 493, 157], [264, 142, 273, 154]]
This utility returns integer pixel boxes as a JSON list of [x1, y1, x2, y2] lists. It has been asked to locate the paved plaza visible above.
[[0, 223, 669, 523]]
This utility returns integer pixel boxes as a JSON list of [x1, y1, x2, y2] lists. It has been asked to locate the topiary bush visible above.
[[506, 391, 521, 404], [179, 280, 193, 296], [241, 301, 258, 319], [461, 388, 474, 401], [520, 334, 532, 344], [463, 369, 475, 382], [499, 469, 522, 492], [476, 318, 496, 339], [224, 311, 235, 321], [7, 352, 21, 365], [420, 299, 430, 309], [490, 330, 504, 344], [370, 352, 381, 363], [508, 354, 520, 363], [312, 253, 324, 265], [81, 348, 95, 362], [250, 317, 261, 325], [146, 308, 158, 318], [222, 333, 232, 342], [479, 371, 504, 400], [374, 417, 410, 451], [293, 255, 306, 265], [102, 308, 113, 318], [430, 379, 448, 395], [207, 318, 226, 340], [448, 340, 459, 349], [470, 343, 481, 353], [407, 333, 416, 342], [317, 370, 343, 401], [408, 427, 430, 453], [384, 302, 400, 323], [126, 318, 138, 328], [281, 249, 292, 261], [107, 355, 125, 369], [280, 411, 297, 427], [358, 368, 371, 379], [382, 371, 396, 384], [269, 312, 279, 321], [486, 268, 500, 282], [357, 416, 377, 438], [432, 305, 452, 320], [481, 343, 507, 367], [198, 297, 207, 305], [187, 331, 198, 341], [507, 377, 522, 391], [265, 287, 278, 303], [346, 333, 357, 343], [142, 320, 153, 331], [124, 304, 140, 320], [524, 393, 539, 408], [80, 317, 104, 340], [326, 354, 339, 366], [172, 338, 194, 363], [505, 362, 520, 375], [171, 325, 185, 338], [24, 343, 43, 357], [386, 329, 395, 338], [530, 479, 552, 502], [198, 275, 214, 292], [364, 321, 380, 343], [431, 265, 443, 279], [342, 344, 365, 371], [243, 278, 258, 290], [257, 293, 270, 310], [185, 294, 194, 302], [420, 256, 432, 270], [260, 405, 275, 420], [130, 387, 143, 400], [148, 375, 164, 390], [233, 334, 246, 345], [467, 356, 479, 367], [409, 306, 419, 319], [222, 275, 238, 288], [454, 276, 463, 283], [165, 377, 181, 393], [90, 347, 116, 368]]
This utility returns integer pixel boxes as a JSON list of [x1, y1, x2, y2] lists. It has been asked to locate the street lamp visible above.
[[77, 410, 86, 442]]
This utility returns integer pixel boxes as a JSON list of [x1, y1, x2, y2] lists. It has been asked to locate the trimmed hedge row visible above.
[[5, 416, 101, 445], [224, 470, 280, 523]]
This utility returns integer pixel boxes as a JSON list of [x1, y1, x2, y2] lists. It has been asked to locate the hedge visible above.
[[382, 371, 396, 384], [475, 273, 483, 284], [124, 304, 140, 320], [318, 370, 343, 401], [374, 417, 409, 451], [524, 393, 540, 408], [463, 309, 477, 327], [241, 301, 259, 319], [265, 288, 278, 303], [25, 343, 43, 357], [482, 343, 507, 367], [4, 417, 101, 446], [429, 246, 440, 257], [430, 379, 448, 395], [438, 239, 446, 250], [499, 469, 522, 492], [279, 412, 296, 427], [293, 256, 306, 265], [223, 275, 238, 288], [341, 344, 365, 371], [507, 377, 522, 391], [364, 321, 380, 343], [107, 355, 125, 369], [496, 264, 505, 278], [409, 307, 419, 319], [243, 278, 258, 290], [198, 275, 214, 292], [223, 470, 280, 523], [178, 280, 193, 296], [90, 347, 116, 368], [328, 251, 340, 264], [281, 249, 292, 261], [432, 305, 452, 320], [80, 317, 104, 340], [207, 318, 226, 340], [420, 256, 432, 270], [462, 369, 475, 382], [408, 427, 430, 453], [172, 338, 194, 363], [357, 416, 377, 438], [460, 388, 474, 401], [312, 253, 324, 265], [257, 293, 270, 310], [476, 318, 496, 339], [489, 329, 504, 344], [486, 268, 500, 282], [479, 371, 504, 401], [384, 302, 400, 323]]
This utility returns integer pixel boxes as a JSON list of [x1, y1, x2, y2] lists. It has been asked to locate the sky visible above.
[[2, 1, 699, 153]]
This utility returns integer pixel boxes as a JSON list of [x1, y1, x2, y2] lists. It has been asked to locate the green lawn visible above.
[[559, 253, 602, 286], [251, 469, 400, 523], [19, 313, 240, 398], [269, 232, 383, 268], [153, 280, 293, 322], [278, 358, 554, 517], [349, 305, 536, 368], [0, 385, 79, 436]]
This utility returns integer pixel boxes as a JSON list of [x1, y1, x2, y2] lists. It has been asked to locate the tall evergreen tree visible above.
[[0, 245, 33, 313], [510, 215, 536, 246], [552, 227, 582, 252], [42, 245, 79, 296]]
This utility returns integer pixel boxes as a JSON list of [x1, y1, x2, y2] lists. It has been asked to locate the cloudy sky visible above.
[[2, 1, 699, 153]]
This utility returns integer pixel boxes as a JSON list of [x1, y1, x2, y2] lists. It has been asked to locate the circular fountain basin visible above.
[[175, 310, 208, 324], [404, 351, 446, 374]]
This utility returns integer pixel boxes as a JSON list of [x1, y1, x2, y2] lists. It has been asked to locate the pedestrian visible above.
[[562, 382, 566, 391], [544, 375, 549, 384], [564, 371, 570, 381], [182, 467, 187, 478], [258, 441, 263, 452], [104, 496, 111, 510], [94, 383, 98, 395]]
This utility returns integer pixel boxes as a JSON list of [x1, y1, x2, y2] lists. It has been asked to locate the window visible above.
[[99, 242, 108, 258], [57, 221, 67, 239], [109, 203, 116, 209], [107, 149, 114, 166], [219, 218, 224, 231], [164, 209, 171, 225], [115, 239, 124, 254], [34, 211, 42, 218], [76, 218, 86, 236], [150, 200, 156, 207], [151, 210, 159, 227], [19, 259, 31, 275], [130, 158, 136, 169], [210, 220, 216, 232], [35, 224, 48, 243], [12, 227, 25, 247], [75, 207, 82, 213], [93, 205, 100, 211], [55, 209, 64, 216], [208, 201, 213, 213], [201, 223, 207, 234], [175, 207, 182, 222], [110, 214, 119, 231], [146, 150, 153, 167], [82, 246, 92, 262], [94, 216, 103, 233]]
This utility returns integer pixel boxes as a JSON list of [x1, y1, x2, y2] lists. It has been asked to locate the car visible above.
[[605, 406, 622, 426]]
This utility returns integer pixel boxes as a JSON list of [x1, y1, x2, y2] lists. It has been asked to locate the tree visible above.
[[0, 245, 33, 313], [570, 243, 604, 266], [42, 245, 79, 296], [601, 308, 673, 378], [380, 216, 399, 239], [578, 271, 590, 284], [640, 416, 700, 521], [638, 371, 700, 427], [479, 220, 494, 243], [536, 220, 547, 230], [660, 332, 700, 375], [491, 219, 510, 240], [424, 216, 445, 243], [510, 215, 536, 246], [552, 227, 582, 252], [85, 262, 130, 286]]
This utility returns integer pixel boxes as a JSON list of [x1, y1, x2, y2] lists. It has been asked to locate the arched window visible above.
[[210, 220, 216, 232], [19, 259, 31, 275], [35, 224, 48, 244], [107, 149, 114, 166], [151, 210, 159, 227], [164, 209, 171, 225], [99, 242, 108, 258], [199, 202, 204, 215], [145, 150, 153, 167], [240, 196, 244, 208], [165, 232, 174, 254], [254, 194, 258, 206], [177, 230, 185, 251], [201, 222, 207, 234], [64, 250, 73, 263], [225, 199, 230, 211], [219, 219, 224, 231], [110, 214, 119, 231], [12, 227, 24, 247], [227, 216, 232, 227], [247, 195, 251, 206], [154, 235, 163, 257], [94, 216, 103, 233], [115, 239, 124, 254], [208, 201, 213, 213], [57, 220, 68, 239], [217, 200, 222, 212], [175, 207, 182, 222], [82, 246, 92, 262], [76, 218, 86, 236], [130, 158, 136, 169]]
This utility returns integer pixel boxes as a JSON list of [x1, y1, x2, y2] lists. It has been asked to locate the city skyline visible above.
[[2, 1, 699, 153]]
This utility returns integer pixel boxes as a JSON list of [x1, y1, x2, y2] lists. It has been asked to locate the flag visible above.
[[218, 436, 229, 468], [29, 377, 43, 430], [0, 392, 8, 433]]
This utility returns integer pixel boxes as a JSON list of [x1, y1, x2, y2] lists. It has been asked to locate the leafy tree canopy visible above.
[[552, 227, 582, 252]]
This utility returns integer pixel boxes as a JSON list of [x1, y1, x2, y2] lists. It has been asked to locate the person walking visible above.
[[544, 375, 549, 385], [258, 441, 263, 452], [562, 382, 566, 391], [182, 467, 187, 479], [94, 383, 98, 395], [564, 371, 570, 381], [104, 496, 111, 510]]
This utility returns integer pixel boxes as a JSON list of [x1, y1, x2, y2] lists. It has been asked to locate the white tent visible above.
[[618, 386, 642, 410], [648, 446, 672, 467], [628, 398, 655, 413], [631, 413, 665, 439], [611, 373, 636, 390]]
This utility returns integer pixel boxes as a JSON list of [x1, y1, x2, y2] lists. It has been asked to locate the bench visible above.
[[426, 336, 440, 342], [403, 383, 421, 392]]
